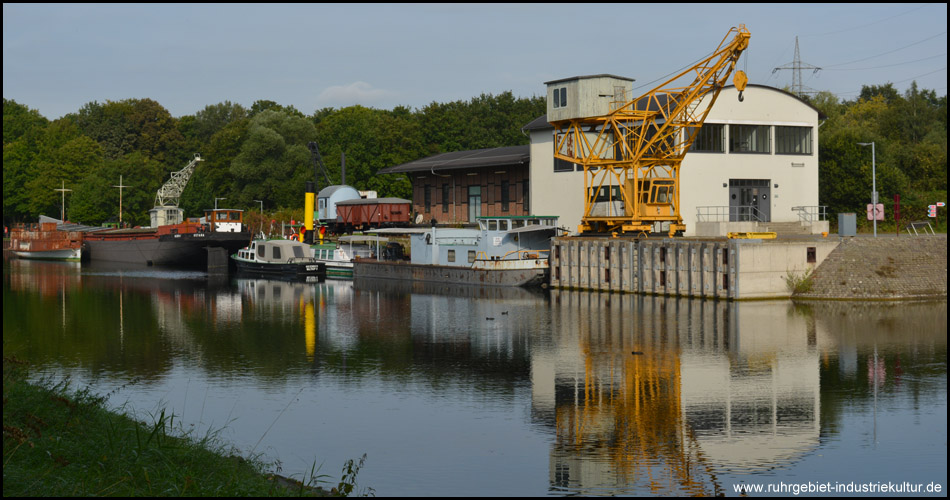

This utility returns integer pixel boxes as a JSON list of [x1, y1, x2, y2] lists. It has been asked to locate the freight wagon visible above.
[[332, 197, 412, 233]]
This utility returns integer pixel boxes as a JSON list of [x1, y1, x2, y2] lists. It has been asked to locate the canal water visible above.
[[3, 258, 947, 496]]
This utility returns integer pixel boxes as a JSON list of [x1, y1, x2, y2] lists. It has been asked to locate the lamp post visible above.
[[253, 199, 264, 238], [857, 142, 876, 237], [215, 197, 226, 210]]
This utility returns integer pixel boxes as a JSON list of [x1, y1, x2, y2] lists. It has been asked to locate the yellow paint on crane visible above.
[[727, 232, 777, 239]]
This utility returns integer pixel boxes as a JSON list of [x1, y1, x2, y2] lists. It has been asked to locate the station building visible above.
[[381, 78, 825, 236]]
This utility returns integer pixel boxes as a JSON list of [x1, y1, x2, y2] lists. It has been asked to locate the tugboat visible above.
[[231, 239, 326, 281]]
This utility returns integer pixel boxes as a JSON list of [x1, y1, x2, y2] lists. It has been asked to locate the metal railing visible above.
[[791, 205, 827, 223], [696, 206, 767, 223]]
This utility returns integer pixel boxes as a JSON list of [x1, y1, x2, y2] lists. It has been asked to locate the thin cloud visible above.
[[315, 81, 398, 109]]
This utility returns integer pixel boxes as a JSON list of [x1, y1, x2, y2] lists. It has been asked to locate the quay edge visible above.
[[548, 234, 947, 301]]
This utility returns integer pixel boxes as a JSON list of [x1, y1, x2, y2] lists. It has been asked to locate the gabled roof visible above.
[[378, 145, 529, 174]]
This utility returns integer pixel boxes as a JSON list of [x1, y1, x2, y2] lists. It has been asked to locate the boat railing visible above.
[[476, 249, 550, 261]]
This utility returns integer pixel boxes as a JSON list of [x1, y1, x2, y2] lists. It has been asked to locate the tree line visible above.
[[3, 82, 946, 229], [3, 92, 546, 227]]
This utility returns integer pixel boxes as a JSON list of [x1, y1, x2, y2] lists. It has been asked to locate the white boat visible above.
[[312, 235, 390, 279], [231, 239, 326, 281], [353, 216, 560, 287]]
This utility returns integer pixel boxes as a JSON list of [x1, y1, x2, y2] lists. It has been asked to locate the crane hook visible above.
[[738, 91, 744, 102]]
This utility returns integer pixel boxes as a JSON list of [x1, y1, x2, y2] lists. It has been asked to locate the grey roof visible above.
[[335, 197, 411, 206], [317, 185, 359, 198], [378, 145, 530, 174], [544, 74, 634, 85], [520, 84, 825, 132]]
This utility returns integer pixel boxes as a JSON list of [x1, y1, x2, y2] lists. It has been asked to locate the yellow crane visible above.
[[550, 25, 750, 236]]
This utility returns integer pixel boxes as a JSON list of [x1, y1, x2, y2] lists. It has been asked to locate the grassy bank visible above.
[[3, 356, 367, 496]]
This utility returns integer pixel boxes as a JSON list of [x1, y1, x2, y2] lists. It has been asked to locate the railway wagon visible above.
[[333, 197, 412, 232]]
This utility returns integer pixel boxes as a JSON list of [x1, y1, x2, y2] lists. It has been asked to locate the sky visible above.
[[3, 3, 947, 121]]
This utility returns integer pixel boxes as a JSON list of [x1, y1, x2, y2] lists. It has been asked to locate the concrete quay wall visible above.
[[551, 236, 835, 300], [550, 234, 947, 300]]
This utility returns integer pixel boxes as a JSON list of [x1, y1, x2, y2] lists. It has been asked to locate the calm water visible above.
[[3, 257, 947, 496]]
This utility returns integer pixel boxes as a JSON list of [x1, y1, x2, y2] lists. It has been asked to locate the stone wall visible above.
[[794, 235, 947, 300]]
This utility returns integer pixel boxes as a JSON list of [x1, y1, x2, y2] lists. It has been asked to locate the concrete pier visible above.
[[550, 237, 839, 300]]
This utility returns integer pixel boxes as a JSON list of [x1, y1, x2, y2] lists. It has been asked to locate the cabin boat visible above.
[[232, 239, 326, 281], [353, 216, 560, 287], [312, 235, 390, 279]]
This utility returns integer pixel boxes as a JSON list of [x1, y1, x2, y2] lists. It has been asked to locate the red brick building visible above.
[[379, 145, 530, 225]]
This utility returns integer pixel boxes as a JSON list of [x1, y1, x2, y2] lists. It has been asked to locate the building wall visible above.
[[531, 85, 820, 236], [411, 166, 530, 224], [681, 86, 820, 235]]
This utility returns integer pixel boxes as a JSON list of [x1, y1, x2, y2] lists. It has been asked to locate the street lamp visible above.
[[215, 197, 226, 210], [253, 199, 265, 238], [857, 142, 877, 237]]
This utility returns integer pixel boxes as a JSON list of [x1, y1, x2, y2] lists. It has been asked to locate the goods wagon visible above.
[[333, 197, 412, 233]]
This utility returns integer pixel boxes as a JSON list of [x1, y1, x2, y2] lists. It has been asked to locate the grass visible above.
[[784, 269, 814, 294], [3, 355, 370, 497]]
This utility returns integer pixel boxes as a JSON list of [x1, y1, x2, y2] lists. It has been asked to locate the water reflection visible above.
[[3, 258, 946, 496]]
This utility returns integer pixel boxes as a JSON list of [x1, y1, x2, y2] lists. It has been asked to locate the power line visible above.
[[821, 53, 946, 71], [824, 31, 947, 68], [801, 4, 928, 37]]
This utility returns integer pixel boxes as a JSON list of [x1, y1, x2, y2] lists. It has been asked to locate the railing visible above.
[[696, 206, 767, 223], [792, 205, 827, 223], [475, 249, 551, 261], [905, 221, 936, 236]]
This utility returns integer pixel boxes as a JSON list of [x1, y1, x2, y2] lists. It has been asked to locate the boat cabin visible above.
[[202, 209, 245, 233], [235, 239, 314, 264], [410, 216, 559, 267]]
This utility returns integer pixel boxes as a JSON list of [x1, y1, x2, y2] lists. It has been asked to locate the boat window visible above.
[[258, 244, 266, 258], [447, 249, 455, 263], [468, 250, 476, 263], [478, 220, 487, 230], [528, 219, 539, 226], [292, 246, 305, 258], [272, 246, 281, 260], [512, 219, 525, 229], [488, 220, 497, 231], [217, 212, 228, 221], [500, 220, 510, 230]]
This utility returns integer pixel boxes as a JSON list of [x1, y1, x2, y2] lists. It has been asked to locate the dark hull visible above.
[[233, 259, 326, 281], [353, 260, 547, 287], [83, 231, 251, 268]]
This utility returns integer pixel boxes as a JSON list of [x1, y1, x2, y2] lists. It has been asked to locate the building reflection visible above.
[[535, 292, 825, 495]]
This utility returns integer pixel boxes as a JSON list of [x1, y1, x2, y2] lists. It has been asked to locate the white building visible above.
[[523, 81, 825, 236]]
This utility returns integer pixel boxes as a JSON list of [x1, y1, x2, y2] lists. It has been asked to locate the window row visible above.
[[691, 124, 813, 155], [422, 182, 529, 213]]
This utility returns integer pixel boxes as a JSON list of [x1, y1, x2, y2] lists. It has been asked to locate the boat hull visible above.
[[353, 259, 547, 287], [232, 259, 326, 281], [84, 230, 251, 268], [13, 247, 82, 261]]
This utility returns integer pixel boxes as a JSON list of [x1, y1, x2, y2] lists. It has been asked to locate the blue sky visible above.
[[3, 3, 947, 120]]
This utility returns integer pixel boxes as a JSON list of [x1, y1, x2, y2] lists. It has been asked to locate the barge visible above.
[[8, 217, 86, 261], [353, 216, 560, 287]]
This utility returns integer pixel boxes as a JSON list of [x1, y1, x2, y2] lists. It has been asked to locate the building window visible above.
[[775, 126, 813, 155], [424, 185, 431, 212], [522, 180, 529, 213], [691, 123, 725, 152], [501, 180, 510, 212], [442, 184, 450, 213], [729, 125, 770, 153], [553, 87, 567, 108], [554, 157, 576, 172]]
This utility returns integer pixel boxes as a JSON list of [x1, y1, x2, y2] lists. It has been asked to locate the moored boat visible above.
[[82, 208, 251, 268], [8, 217, 87, 261], [312, 234, 389, 279], [232, 239, 326, 281], [353, 216, 560, 287]]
